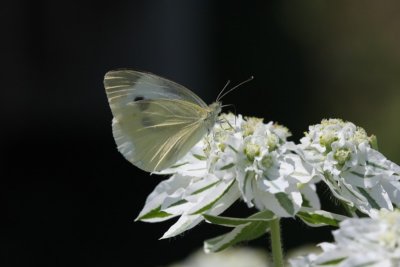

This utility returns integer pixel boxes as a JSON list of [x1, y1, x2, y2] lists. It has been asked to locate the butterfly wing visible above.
[[111, 99, 211, 172], [104, 70, 208, 114], [104, 70, 213, 172]]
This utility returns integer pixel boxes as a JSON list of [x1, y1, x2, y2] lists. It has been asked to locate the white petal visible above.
[[161, 214, 203, 239]]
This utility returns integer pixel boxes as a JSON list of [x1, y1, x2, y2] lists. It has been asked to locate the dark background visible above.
[[2, 1, 400, 266]]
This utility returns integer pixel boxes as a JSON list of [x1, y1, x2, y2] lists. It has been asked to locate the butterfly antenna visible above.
[[216, 80, 231, 102], [221, 104, 234, 109], [218, 76, 254, 101]]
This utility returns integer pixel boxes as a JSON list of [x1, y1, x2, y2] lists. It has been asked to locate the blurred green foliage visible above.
[[279, 1, 400, 162]]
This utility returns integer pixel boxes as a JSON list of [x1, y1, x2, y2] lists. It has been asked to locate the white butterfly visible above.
[[104, 70, 222, 172]]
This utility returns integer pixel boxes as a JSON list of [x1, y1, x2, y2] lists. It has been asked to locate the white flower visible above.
[[289, 209, 400, 267], [299, 119, 400, 215], [289, 254, 318, 267], [137, 113, 320, 238], [168, 247, 269, 267]]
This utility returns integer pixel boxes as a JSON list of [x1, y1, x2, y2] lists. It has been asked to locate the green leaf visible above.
[[168, 161, 189, 169], [228, 144, 238, 153], [301, 193, 312, 208], [203, 210, 275, 227], [192, 154, 207, 160], [166, 199, 188, 208], [275, 192, 295, 215], [296, 209, 348, 227], [220, 162, 235, 170], [318, 257, 347, 265], [358, 187, 380, 209], [190, 180, 235, 215], [204, 220, 270, 253], [191, 181, 220, 195], [136, 205, 173, 221]]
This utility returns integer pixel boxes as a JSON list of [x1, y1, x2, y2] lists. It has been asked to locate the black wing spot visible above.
[[133, 96, 150, 111], [134, 96, 144, 101]]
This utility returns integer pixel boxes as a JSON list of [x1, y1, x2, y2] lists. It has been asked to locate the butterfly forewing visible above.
[[104, 70, 208, 112], [112, 99, 210, 172]]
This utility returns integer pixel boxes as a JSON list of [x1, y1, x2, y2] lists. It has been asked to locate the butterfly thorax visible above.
[[205, 102, 222, 128]]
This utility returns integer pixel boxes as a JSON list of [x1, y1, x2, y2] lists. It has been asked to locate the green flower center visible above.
[[244, 143, 260, 162], [319, 131, 338, 153], [218, 143, 226, 152], [261, 155, 274, 169], [266, 134, 279, 152], [334, 148, 351, 166], [352, 127, 370, 145], [242, 117, 262, 137]]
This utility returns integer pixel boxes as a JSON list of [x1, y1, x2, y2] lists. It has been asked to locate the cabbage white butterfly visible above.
[[104, 70, 222, 172]]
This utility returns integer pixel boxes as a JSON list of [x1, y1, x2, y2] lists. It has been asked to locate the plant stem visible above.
[[270, 218, 284, 267]]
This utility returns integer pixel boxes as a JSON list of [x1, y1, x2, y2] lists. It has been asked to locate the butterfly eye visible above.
[[134, 96, 144, 101]]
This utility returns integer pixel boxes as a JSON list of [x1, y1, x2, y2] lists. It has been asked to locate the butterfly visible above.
[[104, 70, 223, 172]]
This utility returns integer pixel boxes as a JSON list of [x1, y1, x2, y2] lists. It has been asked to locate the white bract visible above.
[[136, 113, 320, 238], [289, 209, 400, 267], [299, 119, 400, 215]]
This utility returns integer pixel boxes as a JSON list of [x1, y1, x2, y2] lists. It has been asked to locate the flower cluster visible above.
[[299, 119, 400, 215], [289, 209, 400, 267], [136, 114, 320, 238]]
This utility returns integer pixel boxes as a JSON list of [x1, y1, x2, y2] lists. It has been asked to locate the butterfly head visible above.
[[206, 102, 222, 126]]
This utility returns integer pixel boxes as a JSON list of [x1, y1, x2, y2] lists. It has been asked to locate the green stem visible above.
[[270, 218, 284, 267]]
